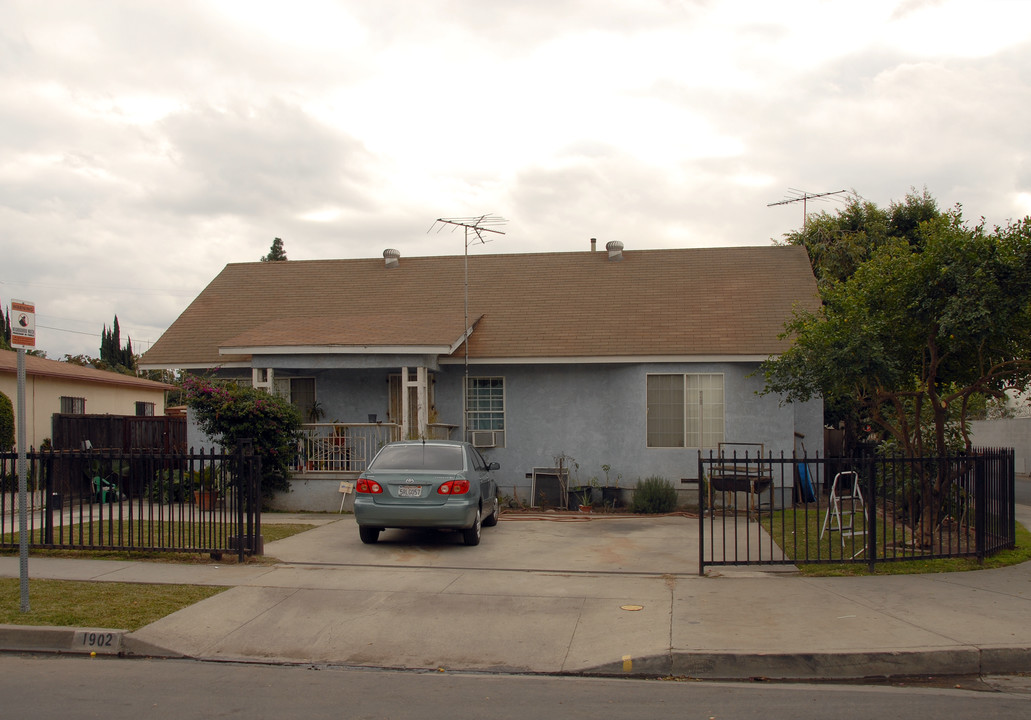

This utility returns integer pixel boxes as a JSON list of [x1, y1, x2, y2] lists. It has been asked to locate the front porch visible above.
[[295, 421, 458, 475], [273, 421, 457, 513]]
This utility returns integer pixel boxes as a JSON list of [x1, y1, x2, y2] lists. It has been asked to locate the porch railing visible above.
[[297, 422, 460, 473]]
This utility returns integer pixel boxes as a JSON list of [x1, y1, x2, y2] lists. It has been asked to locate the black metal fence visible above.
[[1, 443, 262, 559], [699, 448, 1015, 574]]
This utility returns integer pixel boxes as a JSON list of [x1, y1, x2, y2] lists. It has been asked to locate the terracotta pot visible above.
[[194, 489, 218, 510]]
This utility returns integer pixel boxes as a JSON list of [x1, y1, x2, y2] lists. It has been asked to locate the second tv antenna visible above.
[[768, 189, 848, 227]]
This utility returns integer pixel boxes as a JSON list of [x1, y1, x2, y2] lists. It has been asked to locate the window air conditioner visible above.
[[471, 431, 496, 448]]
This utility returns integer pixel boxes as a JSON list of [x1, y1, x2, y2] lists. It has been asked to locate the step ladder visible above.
[[820, 471, 867, 557]]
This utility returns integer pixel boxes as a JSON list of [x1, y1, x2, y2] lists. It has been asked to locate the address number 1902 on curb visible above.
[[73, 631, 121, 654]]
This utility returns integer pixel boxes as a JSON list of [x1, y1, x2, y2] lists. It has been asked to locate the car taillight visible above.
[[437, 479, 470, 495], [357, 477, 383, 494]]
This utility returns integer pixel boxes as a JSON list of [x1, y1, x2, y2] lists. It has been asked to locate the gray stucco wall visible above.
[[434, 361, 822, 505], [192, 360, 823, 511]]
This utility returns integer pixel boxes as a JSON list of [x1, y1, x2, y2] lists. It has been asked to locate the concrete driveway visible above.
[[265, 511, 700, 575]]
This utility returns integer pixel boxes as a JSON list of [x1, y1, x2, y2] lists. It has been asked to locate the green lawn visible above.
[[0, 522, 317, 629], [0, 579, 226, 630], [763, 507, 1031, 576]]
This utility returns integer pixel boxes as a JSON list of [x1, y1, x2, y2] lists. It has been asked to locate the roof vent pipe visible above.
[[606, 240, 624, 261], [383, 248, 401, 268], [590, 237, 597, 252]]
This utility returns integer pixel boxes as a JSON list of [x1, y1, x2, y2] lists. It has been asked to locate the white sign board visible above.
[[10, 299, 35, 348]]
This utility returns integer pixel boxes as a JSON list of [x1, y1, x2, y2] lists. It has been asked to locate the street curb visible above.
[[2, 622, 1029, 680], [0, 625, 184, 659], [582, 647, 1031, 680], [0, 624, 125, 656]]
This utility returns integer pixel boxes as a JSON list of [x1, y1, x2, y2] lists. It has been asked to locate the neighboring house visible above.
[[0, 349, 175, 450], [139, 243, 824, 510]]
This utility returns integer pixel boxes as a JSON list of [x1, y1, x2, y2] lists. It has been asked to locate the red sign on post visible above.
[[10, 299, 35, 348]]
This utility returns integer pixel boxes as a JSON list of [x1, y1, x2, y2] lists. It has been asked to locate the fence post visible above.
[[697, 451, 705, 577], [866, 453, 877, 573], [42, 449, 54, 545], [975, 454, 987, 563], [237, 440, 253, 562]]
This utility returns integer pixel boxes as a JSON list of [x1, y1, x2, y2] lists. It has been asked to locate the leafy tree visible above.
[[0, 391, 14, 451], [183, 375, 302, 500], [261, 237, 287, 262], [763, 206, 1031, 542], [781, 188, 940, 292], [776, 190, 942, 445], [63, 353, 104, 368]]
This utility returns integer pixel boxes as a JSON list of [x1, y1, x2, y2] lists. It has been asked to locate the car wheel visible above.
[[359, 526, 380, 544], [462, 510, 482, 546], [482, 496, 500, 527]]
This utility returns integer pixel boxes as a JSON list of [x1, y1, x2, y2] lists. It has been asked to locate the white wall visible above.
[[970, 418, 1030, 474], [0, 373, 168, 449]]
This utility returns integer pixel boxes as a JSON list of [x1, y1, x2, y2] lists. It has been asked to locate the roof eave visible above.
[[219, 345, 454, 356]]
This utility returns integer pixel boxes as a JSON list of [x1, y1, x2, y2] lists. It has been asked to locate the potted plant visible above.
[[576, 486, 593, 513], [600, 464, 623, 508], [193, 467, 221, 510], [307, 400, 325, 423]]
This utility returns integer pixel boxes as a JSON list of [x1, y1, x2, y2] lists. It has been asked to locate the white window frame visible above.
[[465, 376, 505, 447], [646, 373, 724, 449]]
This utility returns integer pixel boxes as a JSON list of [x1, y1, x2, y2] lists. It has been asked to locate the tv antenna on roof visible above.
[[767, 189, 848, 228], [429, 214, 507, 439]]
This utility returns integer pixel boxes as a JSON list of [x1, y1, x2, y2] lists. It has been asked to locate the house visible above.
[[0, 349, 175, 450], [139, 242, 824, 511]]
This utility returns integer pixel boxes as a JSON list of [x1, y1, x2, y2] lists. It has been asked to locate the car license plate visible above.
[[397, 486, 422, 498]]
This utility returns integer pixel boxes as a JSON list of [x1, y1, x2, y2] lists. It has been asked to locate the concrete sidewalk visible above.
[[2, 508, 1030, 680]]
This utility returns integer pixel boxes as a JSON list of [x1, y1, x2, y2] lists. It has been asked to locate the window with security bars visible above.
[[646, 374, 724, 448], [135, 401, 155, 417], [60, 396, 86, 414], [465, 377, 505, 432]]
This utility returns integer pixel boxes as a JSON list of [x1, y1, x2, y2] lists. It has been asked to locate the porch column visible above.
[[252, 367, 274, 393], [400, 366, 430, 440]]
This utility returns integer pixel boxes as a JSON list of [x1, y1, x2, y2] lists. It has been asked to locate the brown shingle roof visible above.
[[0, 349, 175, 390], [140, 246, 820, 367]]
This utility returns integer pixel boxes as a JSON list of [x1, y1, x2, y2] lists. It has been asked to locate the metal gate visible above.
[[698, 449, 1015, 574]]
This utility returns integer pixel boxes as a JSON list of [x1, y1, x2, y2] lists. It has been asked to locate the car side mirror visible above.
[[488, 462, 500, 470]]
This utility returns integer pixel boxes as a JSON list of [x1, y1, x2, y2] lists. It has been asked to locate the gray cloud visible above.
[[1, 0, 1029, 359]]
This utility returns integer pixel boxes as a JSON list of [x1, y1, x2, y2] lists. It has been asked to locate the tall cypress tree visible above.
[[100, 315, 136, 372], [1, 304, 11, 350]]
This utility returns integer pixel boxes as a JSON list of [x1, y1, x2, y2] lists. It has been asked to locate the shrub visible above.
[[630, 476, 678, 514], [183, 375, 302, 499], [149, 466, 221, 504], [0, 391, 13, 451]]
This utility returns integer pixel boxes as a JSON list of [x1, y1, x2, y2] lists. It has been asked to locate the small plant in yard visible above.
[[630, 476, 678, 514]]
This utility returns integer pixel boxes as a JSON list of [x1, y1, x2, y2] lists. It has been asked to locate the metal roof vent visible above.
[[606, 240, 624, 261], [383, 248, 401, 268]]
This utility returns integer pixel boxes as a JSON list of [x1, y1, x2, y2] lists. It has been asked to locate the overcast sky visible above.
[[2, 0, 1030, 360]]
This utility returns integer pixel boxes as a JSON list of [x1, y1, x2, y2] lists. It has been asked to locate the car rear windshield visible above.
[[370, 444, 465, 471]]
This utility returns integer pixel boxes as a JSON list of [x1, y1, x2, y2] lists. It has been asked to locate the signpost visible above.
[[11, 299, 34, 612]]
